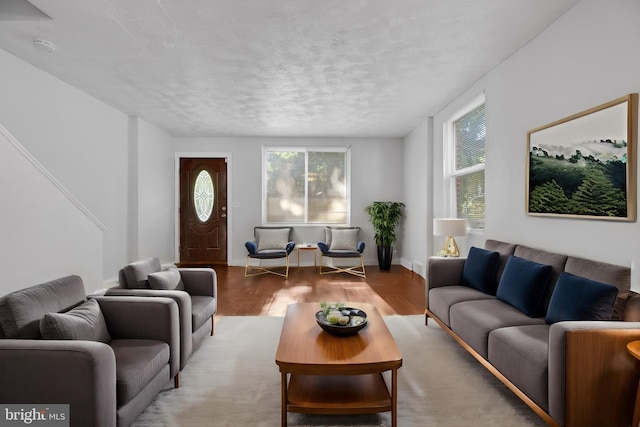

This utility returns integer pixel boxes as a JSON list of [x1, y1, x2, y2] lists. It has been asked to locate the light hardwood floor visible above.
[[214, 264, 426, 317]]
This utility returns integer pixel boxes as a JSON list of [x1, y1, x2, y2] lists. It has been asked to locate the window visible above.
[[445, 95, 486, 229], [263, 147, 349, 224], [193, 170, 214, 222]]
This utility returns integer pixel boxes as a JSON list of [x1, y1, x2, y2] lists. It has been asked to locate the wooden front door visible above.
[[179, 158, 227, 265]]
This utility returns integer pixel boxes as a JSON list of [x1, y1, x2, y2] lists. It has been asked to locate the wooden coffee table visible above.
[[275, 302, 402, 427]]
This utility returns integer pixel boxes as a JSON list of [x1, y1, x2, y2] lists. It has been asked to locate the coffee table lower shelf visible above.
[[285, 373, 392, 414]]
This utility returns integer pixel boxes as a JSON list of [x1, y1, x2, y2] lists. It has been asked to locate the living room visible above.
[[1, 1, 640, 426]]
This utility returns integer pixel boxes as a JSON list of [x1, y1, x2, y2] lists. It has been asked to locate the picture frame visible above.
[[526, 93, 638, 221]]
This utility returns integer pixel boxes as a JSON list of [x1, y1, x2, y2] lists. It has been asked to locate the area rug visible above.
[[132, 315, 547, 427]]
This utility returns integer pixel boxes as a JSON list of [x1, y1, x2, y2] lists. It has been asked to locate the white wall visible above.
[[432, 0, 640, 289], [173, 136, 404, 267], [401, 117, 432, 277], [0, 49, 173, 291], [0, 49, 129, 290], [134, 117, 175, 263], [0, 124, 103, 294]]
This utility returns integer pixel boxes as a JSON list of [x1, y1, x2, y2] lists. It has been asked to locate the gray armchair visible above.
[[0, 275, 180, 427], [106, 257, 217, 374]]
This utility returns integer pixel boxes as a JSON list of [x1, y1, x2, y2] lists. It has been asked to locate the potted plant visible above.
[[365, 201, 405, 270]]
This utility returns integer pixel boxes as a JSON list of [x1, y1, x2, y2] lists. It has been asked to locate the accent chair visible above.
[[245, 226, 295, 278], [318, 226, 366, 278]]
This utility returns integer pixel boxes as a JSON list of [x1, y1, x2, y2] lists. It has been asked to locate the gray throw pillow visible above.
[[329, 228, 359, 251], [256, 228, 289, 251], [40, 299, 111, 343], [122, 257, 162, 289], [148, 267, 185, 291]]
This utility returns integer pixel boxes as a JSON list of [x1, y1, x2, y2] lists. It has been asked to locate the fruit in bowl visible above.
[[316, 302, 368, 336]]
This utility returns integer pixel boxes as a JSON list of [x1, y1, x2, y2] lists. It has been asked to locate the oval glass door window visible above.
[[194, 170, 214, 222]]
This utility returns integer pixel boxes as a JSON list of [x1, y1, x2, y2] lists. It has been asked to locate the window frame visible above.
[[262, 146, 351, 226], [443, 94, 486, 230]]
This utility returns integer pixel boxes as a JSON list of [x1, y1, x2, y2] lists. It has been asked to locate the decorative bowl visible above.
[[315, 307, 368, 336]]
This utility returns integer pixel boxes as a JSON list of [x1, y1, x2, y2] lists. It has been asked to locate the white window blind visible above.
[[446, 96, 486, 229]]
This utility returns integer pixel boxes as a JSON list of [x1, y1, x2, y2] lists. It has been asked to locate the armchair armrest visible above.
[[102, 288, 193, 368], [0, 339, 116, 427], [357, 241, 365, 253], [286, 241, 295, 254], [104, 287, 192, 314], [179, 268, 217, 298], [94, 296, 180, 379], [548, 321, 640, 427], [318, 242, 329, 254], [426, 257, 466, 290], [245, 241, 257, 254]]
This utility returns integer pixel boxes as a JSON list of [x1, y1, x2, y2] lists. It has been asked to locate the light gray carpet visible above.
[[132, 315, 547, 427]]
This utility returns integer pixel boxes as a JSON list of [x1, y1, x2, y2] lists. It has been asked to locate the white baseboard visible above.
[[399, 257, 426, 278]]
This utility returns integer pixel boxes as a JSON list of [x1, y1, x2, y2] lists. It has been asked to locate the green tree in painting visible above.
[[529, 156, 585, 197], [529, 180, 573, 214], [571, 168, 627, 216], [604, 159, 627, 191]]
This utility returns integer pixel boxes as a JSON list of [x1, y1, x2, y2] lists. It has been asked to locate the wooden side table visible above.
[[626, 340, 640, 427], [297, 244, 317, 271]]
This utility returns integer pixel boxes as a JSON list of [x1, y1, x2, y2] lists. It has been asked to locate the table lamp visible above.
[[433, 218, 468, 257]]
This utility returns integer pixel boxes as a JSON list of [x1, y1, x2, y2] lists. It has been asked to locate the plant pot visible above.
[[377, 246, 393, 271]]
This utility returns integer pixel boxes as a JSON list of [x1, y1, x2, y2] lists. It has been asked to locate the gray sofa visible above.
[[426, 239, 640, 427], [106, 257, 217, 376], [0, 275, 180, 427]]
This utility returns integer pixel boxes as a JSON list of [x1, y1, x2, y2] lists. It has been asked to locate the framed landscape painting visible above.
[[526, 93, 638, 221]]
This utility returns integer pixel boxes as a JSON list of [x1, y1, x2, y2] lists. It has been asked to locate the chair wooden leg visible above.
[[211, 316, 215, 336], [174, 372, 180, 388]]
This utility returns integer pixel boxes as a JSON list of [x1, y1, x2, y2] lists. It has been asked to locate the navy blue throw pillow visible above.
[[546, 272, 618, 324], [461, 247, 500, 295], [496, 256, 552, 317]]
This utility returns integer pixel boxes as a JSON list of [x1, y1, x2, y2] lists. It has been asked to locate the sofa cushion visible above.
[[514, 245, 568, 312], [191, 296, 216, 332], [461, 247, 500, 294], [0, 275, 87, 338], [449, 299, 546, 359], [122, 258, 162, 289], [488, 324, 550, 411], [109, 339, 170, 406], [564, 256, 631, 321], [148, 268, 185, 291], [40, 299, 111, 343], [428, 286, 494, 327], [256, 228, 290, 251], [496, 256, 552, 317], [329, 228, 359, 251], [546, 272, 618, 324]]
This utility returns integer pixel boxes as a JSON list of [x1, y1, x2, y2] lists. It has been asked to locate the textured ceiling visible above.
[[0, 0, 580, 138]]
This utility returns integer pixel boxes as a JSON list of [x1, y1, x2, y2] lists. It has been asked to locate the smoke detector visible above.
[[33, 38, 56, 53]]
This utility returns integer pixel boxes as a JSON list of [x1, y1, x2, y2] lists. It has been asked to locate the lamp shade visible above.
[[433, 218, 468, 237]]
